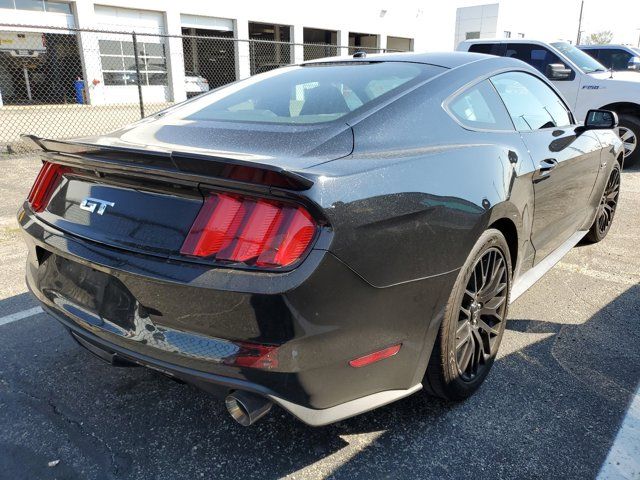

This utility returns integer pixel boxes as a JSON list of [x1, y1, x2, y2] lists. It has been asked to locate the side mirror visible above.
[[584, 109, 618, 129], [546, 63, 572, 80], [628, 56, 640, 71]]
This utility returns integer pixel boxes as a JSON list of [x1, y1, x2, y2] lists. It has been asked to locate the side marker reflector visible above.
[[349, 344, 402, 368]]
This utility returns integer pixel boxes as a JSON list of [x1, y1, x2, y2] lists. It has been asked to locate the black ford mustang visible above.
[[19, 52, 623, 426]]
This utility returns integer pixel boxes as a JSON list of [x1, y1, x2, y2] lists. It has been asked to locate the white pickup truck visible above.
[[457, 39, 640, 165]]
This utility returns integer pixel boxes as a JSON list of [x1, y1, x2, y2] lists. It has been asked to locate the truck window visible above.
[[468, 43, 506, 56], [581, 49, 600, 62], [597, 49, 633, 71], [505, 44, 566, 78]]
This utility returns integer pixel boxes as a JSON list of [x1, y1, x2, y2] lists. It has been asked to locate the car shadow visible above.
[[0, 285, 638, 479]]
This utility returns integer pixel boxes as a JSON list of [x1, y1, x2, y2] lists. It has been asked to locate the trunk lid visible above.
[[72, 117, 354, 170], [38, 166, 204, 257]]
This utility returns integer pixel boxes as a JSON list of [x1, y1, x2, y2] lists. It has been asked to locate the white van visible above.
[[457, 39, 640, 165]]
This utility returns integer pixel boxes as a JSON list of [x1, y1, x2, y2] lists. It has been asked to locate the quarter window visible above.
[[491, 71, 572, 131], [448, 80, 513, 130]]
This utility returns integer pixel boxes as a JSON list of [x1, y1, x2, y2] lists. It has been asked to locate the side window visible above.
[[491, 71, 573, 131], [468, 43, 505, 56], [505, 44, 568, 78], [448, 80, 514, 130], [598, 49, 632, 70], [582, 49, 600, 61]]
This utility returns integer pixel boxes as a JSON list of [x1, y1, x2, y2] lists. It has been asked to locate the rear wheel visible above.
[[585, 162, 621, 244], [424, 229, 511, 400], [618, 114, 640, 166]]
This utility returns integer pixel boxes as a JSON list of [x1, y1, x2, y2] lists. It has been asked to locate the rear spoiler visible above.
[[22, 135, 314, 191]]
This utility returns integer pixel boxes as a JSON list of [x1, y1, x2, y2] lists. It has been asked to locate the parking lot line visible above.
[[0, 306, 43, 327], [597, 385, 640, 480]]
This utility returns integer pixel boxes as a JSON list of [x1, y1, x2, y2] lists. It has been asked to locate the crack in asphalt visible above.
[[12, 386, 121, 478]]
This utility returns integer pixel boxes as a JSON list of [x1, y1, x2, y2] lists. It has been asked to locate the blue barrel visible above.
[[74, 79, 85, 104]]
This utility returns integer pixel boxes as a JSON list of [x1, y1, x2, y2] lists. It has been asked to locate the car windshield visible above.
[[551, 42, 606, 73], [164, 62, 442, 125]]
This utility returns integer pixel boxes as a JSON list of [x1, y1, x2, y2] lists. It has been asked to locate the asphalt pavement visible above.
[[0, 154, 638, 480]]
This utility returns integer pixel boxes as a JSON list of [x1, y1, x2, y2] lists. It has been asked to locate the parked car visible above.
[[457, 39, 640, 165], [184, 71, 210, 98], [579, 44, 640, 72], [19, 52, 623, 427]]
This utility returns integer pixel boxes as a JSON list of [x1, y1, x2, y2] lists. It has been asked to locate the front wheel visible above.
[[424, 229, 511, 400], [585, 162, 621, 243]]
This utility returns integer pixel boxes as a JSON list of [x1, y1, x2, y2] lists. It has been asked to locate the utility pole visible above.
[[576, 0, 585, 45]]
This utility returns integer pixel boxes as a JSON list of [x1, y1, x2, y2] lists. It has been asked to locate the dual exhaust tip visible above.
[[225, 390, 272, 426]]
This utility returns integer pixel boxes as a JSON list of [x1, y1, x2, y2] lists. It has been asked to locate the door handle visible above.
[[533, 158, 558, 182]]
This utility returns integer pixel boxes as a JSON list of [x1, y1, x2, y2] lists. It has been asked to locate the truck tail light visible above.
[[181, 192, 318, 269]]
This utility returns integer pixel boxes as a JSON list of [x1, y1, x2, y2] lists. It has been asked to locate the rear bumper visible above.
[[48, 309, 421, 426], [19, 205, 457, 424]]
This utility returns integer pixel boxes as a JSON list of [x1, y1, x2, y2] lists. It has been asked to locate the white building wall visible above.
[[454, 3, 499, 48]]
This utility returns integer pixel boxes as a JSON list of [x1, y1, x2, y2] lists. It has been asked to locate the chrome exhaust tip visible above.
[[225, 391, 272, 426]]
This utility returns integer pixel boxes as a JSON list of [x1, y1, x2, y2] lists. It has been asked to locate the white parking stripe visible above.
[[597, 385, 640, 480], [0, 306, 43, 327]]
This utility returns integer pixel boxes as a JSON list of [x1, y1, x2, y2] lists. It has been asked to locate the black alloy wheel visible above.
[[586, 162, 621, 243], [455, 248, 508, 381], [424, 229, 511, 401]]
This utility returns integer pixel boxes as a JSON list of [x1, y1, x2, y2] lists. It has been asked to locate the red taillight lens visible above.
[[349, 344, 402, 368], [27, 162, 70, 212], [225, 341, 279, 369], [181, 192, 318, 269]]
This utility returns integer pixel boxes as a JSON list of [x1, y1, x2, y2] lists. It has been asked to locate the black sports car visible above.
[[19, 52, 623, 426]]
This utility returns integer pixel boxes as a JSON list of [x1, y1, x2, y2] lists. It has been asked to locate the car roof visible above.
[[459, 39, 569, 46], [579, 44, 636, 50], [300, 51, 493, 69]]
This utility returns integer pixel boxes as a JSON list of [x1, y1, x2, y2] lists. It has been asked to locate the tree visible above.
[[584, 31, 614, 45]]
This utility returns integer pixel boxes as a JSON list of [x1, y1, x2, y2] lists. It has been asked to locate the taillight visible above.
[[27, 162, 70, 212], [225, 341, 279, 369], [181, 192, 318, 269]]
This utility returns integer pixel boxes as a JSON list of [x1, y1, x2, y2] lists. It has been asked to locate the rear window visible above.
[[167, 62, 444, 125]]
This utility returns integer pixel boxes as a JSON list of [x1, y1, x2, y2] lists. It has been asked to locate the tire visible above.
[[424, 229, 512, 401], [585, 162, 621, 244], [618, 114, 640, 167]]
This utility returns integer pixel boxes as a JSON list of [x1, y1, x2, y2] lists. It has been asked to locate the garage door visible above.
[[94, 5, 165, 34]]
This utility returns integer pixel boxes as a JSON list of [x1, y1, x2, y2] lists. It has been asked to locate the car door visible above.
[[491, 71, 602, 263], [505, 43, 581, 111]]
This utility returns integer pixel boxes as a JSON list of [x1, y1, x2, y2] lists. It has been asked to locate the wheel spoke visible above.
[[456, 322, 471, 350], [458, 341, 473, 373], [621, 128, 634, 141]]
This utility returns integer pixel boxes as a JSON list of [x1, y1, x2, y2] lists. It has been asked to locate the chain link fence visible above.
[[0, 24, 408, 154]]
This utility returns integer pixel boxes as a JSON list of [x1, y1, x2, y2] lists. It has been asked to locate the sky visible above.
[[455, 0, 640, 46]]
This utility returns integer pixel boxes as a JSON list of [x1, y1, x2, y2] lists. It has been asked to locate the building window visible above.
[[0, 0, 72, 14], [466, 31, 481, 40], [518, 33, 525, 38], [504, 31, 512, 38], [99, 39, 167, 86]]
